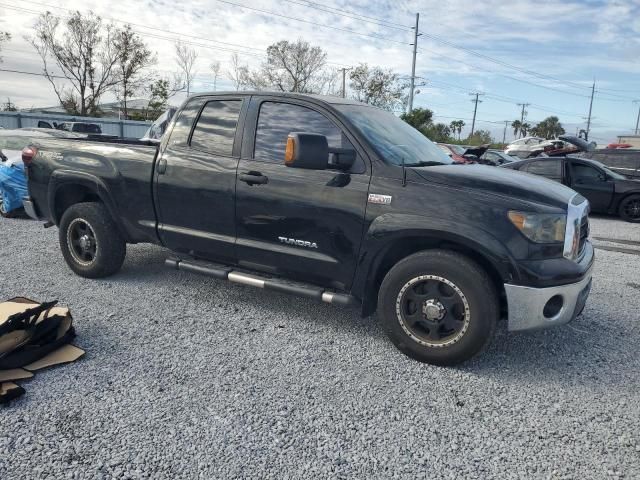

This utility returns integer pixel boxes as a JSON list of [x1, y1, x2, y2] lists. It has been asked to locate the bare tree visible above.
[[245, 39, 327, 93], [113, 25, 156, 118], [0, 32, 10, 63], [29, 12, 120, 116], [210, 61, 221, 91], [227, 53, 249, 91], [174, 41, 198, 96], [349, 63, 407, 111]]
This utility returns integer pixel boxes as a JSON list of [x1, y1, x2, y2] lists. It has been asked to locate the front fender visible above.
[[351, 213, 520, 307]]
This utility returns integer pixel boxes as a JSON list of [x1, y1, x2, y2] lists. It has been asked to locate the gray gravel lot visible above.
[[1, 215, 639, 479]]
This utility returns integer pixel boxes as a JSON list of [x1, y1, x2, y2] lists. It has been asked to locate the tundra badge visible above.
[[368, 194, 392, 205], [278, 237, 318, 249]]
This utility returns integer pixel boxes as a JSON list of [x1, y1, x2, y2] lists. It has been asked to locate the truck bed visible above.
[[13, 131, 161, 244]]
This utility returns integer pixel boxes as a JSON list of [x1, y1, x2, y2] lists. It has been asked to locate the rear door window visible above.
[[169, 98, 206, 148], [525, 160, 562, 181], [190, 100, 242, 156]]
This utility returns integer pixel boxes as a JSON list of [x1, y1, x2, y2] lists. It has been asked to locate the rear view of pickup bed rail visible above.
[[13, 91, 594, 365]]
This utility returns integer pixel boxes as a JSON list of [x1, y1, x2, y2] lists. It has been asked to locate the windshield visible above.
[[595, 162, 626, 180], [336, 105, 453, 166]]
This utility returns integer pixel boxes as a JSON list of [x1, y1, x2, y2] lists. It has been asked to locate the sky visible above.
[[0, 0, 639, 144]]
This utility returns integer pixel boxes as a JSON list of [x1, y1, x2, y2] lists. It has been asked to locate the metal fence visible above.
[[0, 111, 152, 138]]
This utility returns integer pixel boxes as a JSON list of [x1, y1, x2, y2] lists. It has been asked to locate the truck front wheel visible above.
[[378, 250, 498, 366], [59, 202, 126, 278]]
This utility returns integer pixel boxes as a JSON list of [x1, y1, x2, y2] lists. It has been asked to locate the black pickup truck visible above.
[[13, 92, 594, 365]]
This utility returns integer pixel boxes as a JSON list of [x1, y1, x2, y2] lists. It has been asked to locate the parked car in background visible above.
[[36, 120, 103, 135], [503, 151, 640, 222], [480, 149, 518, 166], [436, 143, 487, 164], [505, 136, 546, 158]]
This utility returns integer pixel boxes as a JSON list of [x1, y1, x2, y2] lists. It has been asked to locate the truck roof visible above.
[[189, 91, 367, 106]]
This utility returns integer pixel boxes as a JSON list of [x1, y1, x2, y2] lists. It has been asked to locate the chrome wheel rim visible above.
[[67, 218, 98, 265], [395, 275, 471, 348]]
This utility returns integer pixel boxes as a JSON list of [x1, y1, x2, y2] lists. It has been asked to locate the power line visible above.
[[0, 67, 66, 79], [278, 0, 411, 31], [8, 1, 357, 67], [208, 0, 409, 45]]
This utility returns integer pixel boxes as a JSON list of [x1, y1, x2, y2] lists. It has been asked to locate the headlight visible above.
[[508, 211, 566, 243]]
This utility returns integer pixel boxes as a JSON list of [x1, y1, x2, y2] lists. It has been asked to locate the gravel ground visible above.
[[1, 216, 639, 479]]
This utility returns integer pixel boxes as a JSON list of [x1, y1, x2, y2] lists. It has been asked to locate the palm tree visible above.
[[520, 122, 531, 137], [511, 120, 522, 139], [449, 120, 465, 140]]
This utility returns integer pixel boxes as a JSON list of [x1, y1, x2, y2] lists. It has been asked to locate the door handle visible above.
[[239, 172, 268, 185], [157, 158, 167, 175]]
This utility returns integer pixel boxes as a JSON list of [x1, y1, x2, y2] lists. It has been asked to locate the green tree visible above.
[[520, 122, 531, 137], [532, 116, 565, 139], [113, 25, 156, 118], [146, 79, 170, 119], [466, 129, 493, 145], [449, 120, 465, 140], [511, 119, 522, 139], [422, 123, 452, 143], [400, 107, 433, 129]]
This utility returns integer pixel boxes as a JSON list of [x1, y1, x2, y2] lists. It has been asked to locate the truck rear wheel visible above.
[[59, 202, 126, 278], [378, 250, 498, 366]]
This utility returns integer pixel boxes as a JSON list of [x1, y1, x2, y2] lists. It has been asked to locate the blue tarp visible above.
[[0, 162, 27, 213]]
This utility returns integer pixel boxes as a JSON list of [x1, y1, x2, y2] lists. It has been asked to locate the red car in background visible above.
[[436, 143, 488, 164]]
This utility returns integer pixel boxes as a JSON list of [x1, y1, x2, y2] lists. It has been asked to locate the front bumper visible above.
[[505, 265, 593, 332], [22, 196, 40, 220]]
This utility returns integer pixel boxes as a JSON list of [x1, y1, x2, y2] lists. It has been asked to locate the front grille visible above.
[[578, 214, 589, 255]]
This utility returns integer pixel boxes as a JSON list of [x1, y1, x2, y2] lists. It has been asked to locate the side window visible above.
[[525, 160, 562, 181], [254, 101, 362, 171], [170, 98, 206, 147], [190, 100, 242, 156], [572, 162, 603, 181]]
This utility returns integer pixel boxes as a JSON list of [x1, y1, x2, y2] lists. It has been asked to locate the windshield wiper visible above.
[[405, 161, 447, 167]]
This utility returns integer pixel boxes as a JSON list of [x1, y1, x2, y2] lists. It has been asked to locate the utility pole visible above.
[[469, 92, 483, 136], [586, 81, 595, 140], [502, 120, 509, 144], [633, 100, 640, 135], [408, 13, 420, 113], [340, 67, 352, 98], [517, 103, 530, 124]]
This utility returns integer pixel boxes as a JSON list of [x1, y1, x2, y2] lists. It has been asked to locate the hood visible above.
[[463, 144, 490, 158], [409, 164, 576, 209], [559, 135, 596, 153]]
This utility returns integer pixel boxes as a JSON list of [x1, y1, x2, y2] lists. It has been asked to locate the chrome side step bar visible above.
[[165, 257, 358, 308]]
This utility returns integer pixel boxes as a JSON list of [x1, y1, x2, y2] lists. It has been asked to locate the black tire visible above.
[[378, 249, 498, 366], [618, 194, 640, 223], [59, 202, 126, 278]]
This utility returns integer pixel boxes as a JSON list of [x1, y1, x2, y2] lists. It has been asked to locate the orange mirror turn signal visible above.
[[285, 136, 295, 165]]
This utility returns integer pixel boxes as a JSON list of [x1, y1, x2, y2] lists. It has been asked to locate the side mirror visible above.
[[285, 132, 328, 170]]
